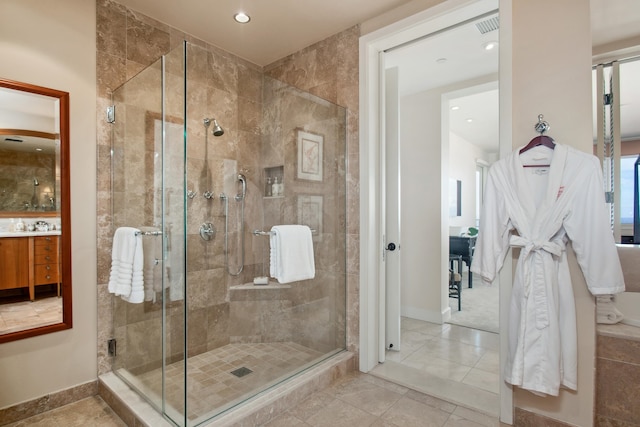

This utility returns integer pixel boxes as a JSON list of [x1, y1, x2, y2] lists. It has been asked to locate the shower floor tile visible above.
[[124, 341, 324, 422]]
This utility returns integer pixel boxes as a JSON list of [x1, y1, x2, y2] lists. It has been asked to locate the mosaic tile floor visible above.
[[0, 296, 62, 335], [121, 341, 325, 423]]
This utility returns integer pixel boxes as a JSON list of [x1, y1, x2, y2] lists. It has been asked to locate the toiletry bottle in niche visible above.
[[15, 218, 25, 232], [272, 176, 280, 196], [265, 176, 272, 197], [8, 218, 15, 232], [278, 176, 284, 196]]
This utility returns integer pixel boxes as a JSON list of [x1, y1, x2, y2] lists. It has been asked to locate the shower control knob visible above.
[[386, 243, 396, 251], [199, 222, 216, 241]]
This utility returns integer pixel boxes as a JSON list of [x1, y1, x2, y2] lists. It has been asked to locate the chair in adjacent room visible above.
[[449, 254, 463, 311]]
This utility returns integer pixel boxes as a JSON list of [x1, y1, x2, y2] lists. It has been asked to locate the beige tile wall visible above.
[[96, 0, 360, 375]]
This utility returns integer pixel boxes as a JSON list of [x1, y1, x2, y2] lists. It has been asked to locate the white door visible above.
[[383, 66, 401, 356]]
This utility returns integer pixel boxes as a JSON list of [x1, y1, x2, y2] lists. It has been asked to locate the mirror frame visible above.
[[0, 78, 72, 343]]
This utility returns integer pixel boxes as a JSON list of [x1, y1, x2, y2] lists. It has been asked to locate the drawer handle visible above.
[[45, 256, 51, 260], [46, 275, 51, 280], [46, 265, 51, 270], [45, 237, 51, 241]]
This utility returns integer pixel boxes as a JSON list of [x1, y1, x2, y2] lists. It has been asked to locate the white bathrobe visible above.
[[471, 143, 625, 397]]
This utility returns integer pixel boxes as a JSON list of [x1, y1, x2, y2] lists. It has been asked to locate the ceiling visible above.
[[115, 0, 415, 67], [114, 0, 640, 155]]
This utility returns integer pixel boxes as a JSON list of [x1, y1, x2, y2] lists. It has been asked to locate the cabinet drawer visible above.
[[34, 264, 59, 284], [35, 252, 59, 264], [34, 244, 57, 255], [34, 236, 59, 246]]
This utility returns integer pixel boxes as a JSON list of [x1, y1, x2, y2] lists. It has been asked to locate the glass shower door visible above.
[[111, 43, 187, 426]]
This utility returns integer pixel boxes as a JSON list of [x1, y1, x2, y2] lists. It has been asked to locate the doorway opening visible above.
[[359, 0, 506, 420]]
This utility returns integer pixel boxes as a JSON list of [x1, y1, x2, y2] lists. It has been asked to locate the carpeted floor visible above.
[[448, 272, 499, 333]]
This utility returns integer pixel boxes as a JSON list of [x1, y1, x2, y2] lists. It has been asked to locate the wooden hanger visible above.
[[520, 115, 555, 167]]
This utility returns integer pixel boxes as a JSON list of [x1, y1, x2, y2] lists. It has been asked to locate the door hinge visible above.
[[603, 93, 613, 106], [108, 338, 117, 357], [605, 191, 614, 203], [106, 105, 115, 123]]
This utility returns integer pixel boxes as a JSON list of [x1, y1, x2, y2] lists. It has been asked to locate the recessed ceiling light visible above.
[[466, 118, 473, 123], [234, 12, 250, 24], [436, 57, 447, 64], [35, 147, 43, 151], [451, 106, 460, 111], [483, 41, 498, 51]]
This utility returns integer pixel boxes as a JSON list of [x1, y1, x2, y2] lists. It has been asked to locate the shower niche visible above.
[[263, 165, 284, 198], [108, 40, 347, 427]]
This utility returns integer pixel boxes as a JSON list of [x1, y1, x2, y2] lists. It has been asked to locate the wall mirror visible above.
[[0, 78, 71, 343]]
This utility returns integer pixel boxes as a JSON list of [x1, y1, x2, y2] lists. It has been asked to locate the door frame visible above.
[[358, 0, 513, 423]]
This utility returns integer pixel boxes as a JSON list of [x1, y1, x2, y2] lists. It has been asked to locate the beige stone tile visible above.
[[442, 325, 499, 351], [305, 399, 378, 427], [332, 378, 404, 416], [412, 337, 486, 367], [443, 414, 488, 426], [381, 396, 451, 427], [288, 391, 335, 421], [404, 389, 457, 413], [403, 354, 472, 382], [474, 349, 499, 374], [451, 406, 500, 427], [461, 367, 500, 394], [265, 412, 311, 426], [5, 397, 125, 427]]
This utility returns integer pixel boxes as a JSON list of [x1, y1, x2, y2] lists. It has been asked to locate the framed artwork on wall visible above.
[[297, 194, 323, 240], [297, 130, 323, 181]]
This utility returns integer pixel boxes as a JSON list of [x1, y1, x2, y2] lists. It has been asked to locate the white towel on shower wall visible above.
[[108, 227, 145, 303], [269, 225, 315, 284]]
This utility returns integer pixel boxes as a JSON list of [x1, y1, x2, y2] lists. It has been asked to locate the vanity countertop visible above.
[[0, 230, 61, 238]]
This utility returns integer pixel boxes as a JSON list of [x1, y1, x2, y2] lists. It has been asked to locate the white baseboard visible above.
[[400, 305, 448, 324]]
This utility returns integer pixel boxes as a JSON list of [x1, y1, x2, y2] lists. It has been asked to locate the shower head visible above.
[[211, 119, 224, 137], [203, 117, 224, 137], [33, 178, 39, 186]]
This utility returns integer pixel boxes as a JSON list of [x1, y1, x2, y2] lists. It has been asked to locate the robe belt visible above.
[[509, 235, 565, 329]]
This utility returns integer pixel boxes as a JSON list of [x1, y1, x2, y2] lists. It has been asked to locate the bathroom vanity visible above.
[[0, 232, 61, 301]]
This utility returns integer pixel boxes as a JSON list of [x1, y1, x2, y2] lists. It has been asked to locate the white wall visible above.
[[399, 90, 446, 322], [0, 0, 97, 408], [505, 0, 596, 425], [399, 75, 498, 322], [448, 132, 493, 230]]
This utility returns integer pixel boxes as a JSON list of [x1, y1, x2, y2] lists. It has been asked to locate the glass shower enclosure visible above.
[[110, 41, 347, 426]]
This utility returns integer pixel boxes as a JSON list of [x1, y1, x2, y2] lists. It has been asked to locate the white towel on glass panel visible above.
[[269, 225, 315, 284], [108, 227, 145, 303]]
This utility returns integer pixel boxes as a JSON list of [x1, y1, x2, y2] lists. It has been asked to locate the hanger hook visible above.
[[534, 114, 550, 135]]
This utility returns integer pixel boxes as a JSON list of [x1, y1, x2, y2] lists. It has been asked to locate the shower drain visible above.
[[230, 367, 253, 378]]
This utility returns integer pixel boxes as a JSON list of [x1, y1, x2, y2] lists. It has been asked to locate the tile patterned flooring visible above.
[[120, 342, 326, 423], [8, 373, 498, 427], [4, 396, 126, 427], [6, 320, 500, 426], [371, 317, 500, 417], [0, 296, 62, 335]]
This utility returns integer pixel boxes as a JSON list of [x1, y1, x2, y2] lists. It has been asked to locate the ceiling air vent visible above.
[[475, 16, 499, 34]]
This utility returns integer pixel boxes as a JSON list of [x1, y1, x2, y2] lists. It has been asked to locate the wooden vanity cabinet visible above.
[[0, 237, 29, 291], [0, 235, 60, 301]]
